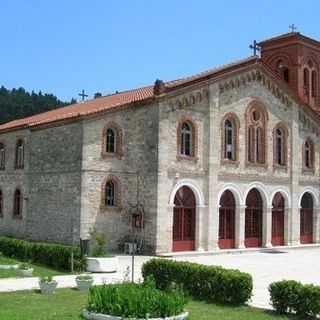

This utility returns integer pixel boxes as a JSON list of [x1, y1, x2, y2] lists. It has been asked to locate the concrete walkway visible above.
[[0, 248, 319, 310]]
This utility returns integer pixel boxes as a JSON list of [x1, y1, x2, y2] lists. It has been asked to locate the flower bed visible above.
[[83, 282, 188, 320]]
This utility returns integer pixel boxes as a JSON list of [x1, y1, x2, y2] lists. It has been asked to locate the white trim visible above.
[[299, 187, 319, 208], [270, 188, 291, 208], [168, 179, 205, 207], [217, 183, 244, 207], [244, 182, 269, 207]]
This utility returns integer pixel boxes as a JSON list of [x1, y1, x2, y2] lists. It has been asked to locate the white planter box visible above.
[[76, 278, 94, 291], [86, 257, 118, 273], [83, 310, 189, 320], [17, 268, 33, 277], [0, 264, 18, 270], [39, 281, 58, 294]]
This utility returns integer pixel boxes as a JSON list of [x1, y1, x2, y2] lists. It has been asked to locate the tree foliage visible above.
[[0, 86, 75, 124]]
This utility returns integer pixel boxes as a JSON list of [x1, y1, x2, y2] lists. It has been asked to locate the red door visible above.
[[300, 193, 313, 244], [245, 189, 263, 248], [172, 187, 196, 252], [219, 191, 235, 249], [272, 193, 285, 246]]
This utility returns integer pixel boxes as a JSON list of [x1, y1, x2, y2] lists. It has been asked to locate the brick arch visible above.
[[220, 112, 240, 163], [101, 121, 123, 159], [101, 175, 122, 208], [245, 99, 268, 166], [177, 116, 198, 161], [273, 121, 289, 168], [266, 52, 295, 68]]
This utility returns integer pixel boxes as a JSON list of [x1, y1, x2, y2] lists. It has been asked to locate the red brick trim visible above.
[[302, 137, 315, 173], [220, 112, 240, 165], [245, 99, 268, 168], [101, 122, 123, 160], [176, 116, 198, 162], [12, 188, 23, 219], [272, 122, 289, 170], [100, 175, 122, 210]]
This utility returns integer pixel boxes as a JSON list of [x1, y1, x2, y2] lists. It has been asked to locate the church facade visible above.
[[0, 32, 319, 254]]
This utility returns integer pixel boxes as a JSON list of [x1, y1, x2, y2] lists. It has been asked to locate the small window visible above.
[[304, 140, 314, 169], [223, 118, 237, 161], [13, 189, 22, 217], [275, 127, 286, 166], [0, 143, 5, 170], [0, 190, 3, 217], [105, 180, 115, 207], [180, 122, 192, 156], [304, 68, 310, 97], [311, 71, 317, 98], [106, 128, 116, 153], [15, 139, 24, 169], [277, 60, 290, 83]]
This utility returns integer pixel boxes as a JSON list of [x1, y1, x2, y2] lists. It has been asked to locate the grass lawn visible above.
[[0, 255, 66, 279], [0, 288, 292, 320]]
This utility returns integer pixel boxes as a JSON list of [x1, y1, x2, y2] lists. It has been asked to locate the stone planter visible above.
[[86, 257, 118, 273], [76, 278, 94, 291], [39, 281, 58, 294], [17, 268, 34, 277], [83, 310, 189, 320]]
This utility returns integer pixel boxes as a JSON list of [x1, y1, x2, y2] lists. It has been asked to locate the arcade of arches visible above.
[[171, 186, 318, 252]]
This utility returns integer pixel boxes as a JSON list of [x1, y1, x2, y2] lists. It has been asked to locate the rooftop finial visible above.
[[289, 24, 297, 33]]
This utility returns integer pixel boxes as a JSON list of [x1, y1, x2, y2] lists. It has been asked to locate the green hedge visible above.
[[269, 280, 320, 317], [142, 258, 253, 305], [0, 236, 81, 271]]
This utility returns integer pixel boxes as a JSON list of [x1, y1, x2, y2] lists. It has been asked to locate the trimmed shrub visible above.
[[142, 258, 253, 305], [269, 280, 320, 317], [0, 236, 81, 271], [87, 282, 187, 318]]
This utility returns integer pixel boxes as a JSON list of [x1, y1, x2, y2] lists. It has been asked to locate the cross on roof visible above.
[[289, 24, 297, 33], [78, 89, 88, 101], [249, 40, 261, 56]]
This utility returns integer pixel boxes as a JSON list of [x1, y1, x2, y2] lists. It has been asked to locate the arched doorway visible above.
[[219, 190, 235, 249], [300, 193, 313, 244], [245, 189, 263, 247], [172, 186, 196, 252], [272, 193, 285, 246]]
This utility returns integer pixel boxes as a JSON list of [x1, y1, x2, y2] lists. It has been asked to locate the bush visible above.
[[0, 236, 81, 271], [142, 258, 252, 305], [269, 280, 320, 317], [87, 282, 187, 318]]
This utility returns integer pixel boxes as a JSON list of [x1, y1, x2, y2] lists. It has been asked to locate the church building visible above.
[[0, 31, 319, 253]]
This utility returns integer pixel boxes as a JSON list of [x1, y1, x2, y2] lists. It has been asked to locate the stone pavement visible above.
[[0, 248, 319, 310]]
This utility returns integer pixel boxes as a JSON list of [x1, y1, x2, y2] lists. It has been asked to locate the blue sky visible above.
[[1, 1, 319, 101]]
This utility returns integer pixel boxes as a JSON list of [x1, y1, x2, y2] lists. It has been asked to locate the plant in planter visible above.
[[39, 276, 58, 294], [17, 263, 34, 277], [76, 274, 94, 291], [86, 229, 118, 273], [83, 280, 188, 320]]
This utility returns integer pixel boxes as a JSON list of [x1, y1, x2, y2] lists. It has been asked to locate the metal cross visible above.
[[78, 89, 88, 101], [249, 40, 261, 56], [289, 24, 297, 33]]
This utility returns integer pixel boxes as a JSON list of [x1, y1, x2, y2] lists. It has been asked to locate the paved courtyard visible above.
[[0, 247, 319, 310]]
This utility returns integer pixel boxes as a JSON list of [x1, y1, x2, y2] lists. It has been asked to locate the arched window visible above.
[[246, 103, 267, 165], [0, 143, 5, 170], [103, 177, 121, 208], [304, 68, 310, 97], [277, 60, 289, 83], [180, 122, 193, 157], [311, 71, 317, 98], [106, 128, 116, 153], [223, 118, 237, 161], [102, 123, 123, 159], [13, 189, 22, 217], [273, 125, 287, 166], [0, 190, 3, 217], [15, 139, 24, 169], [304, 139, 314, 169]]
